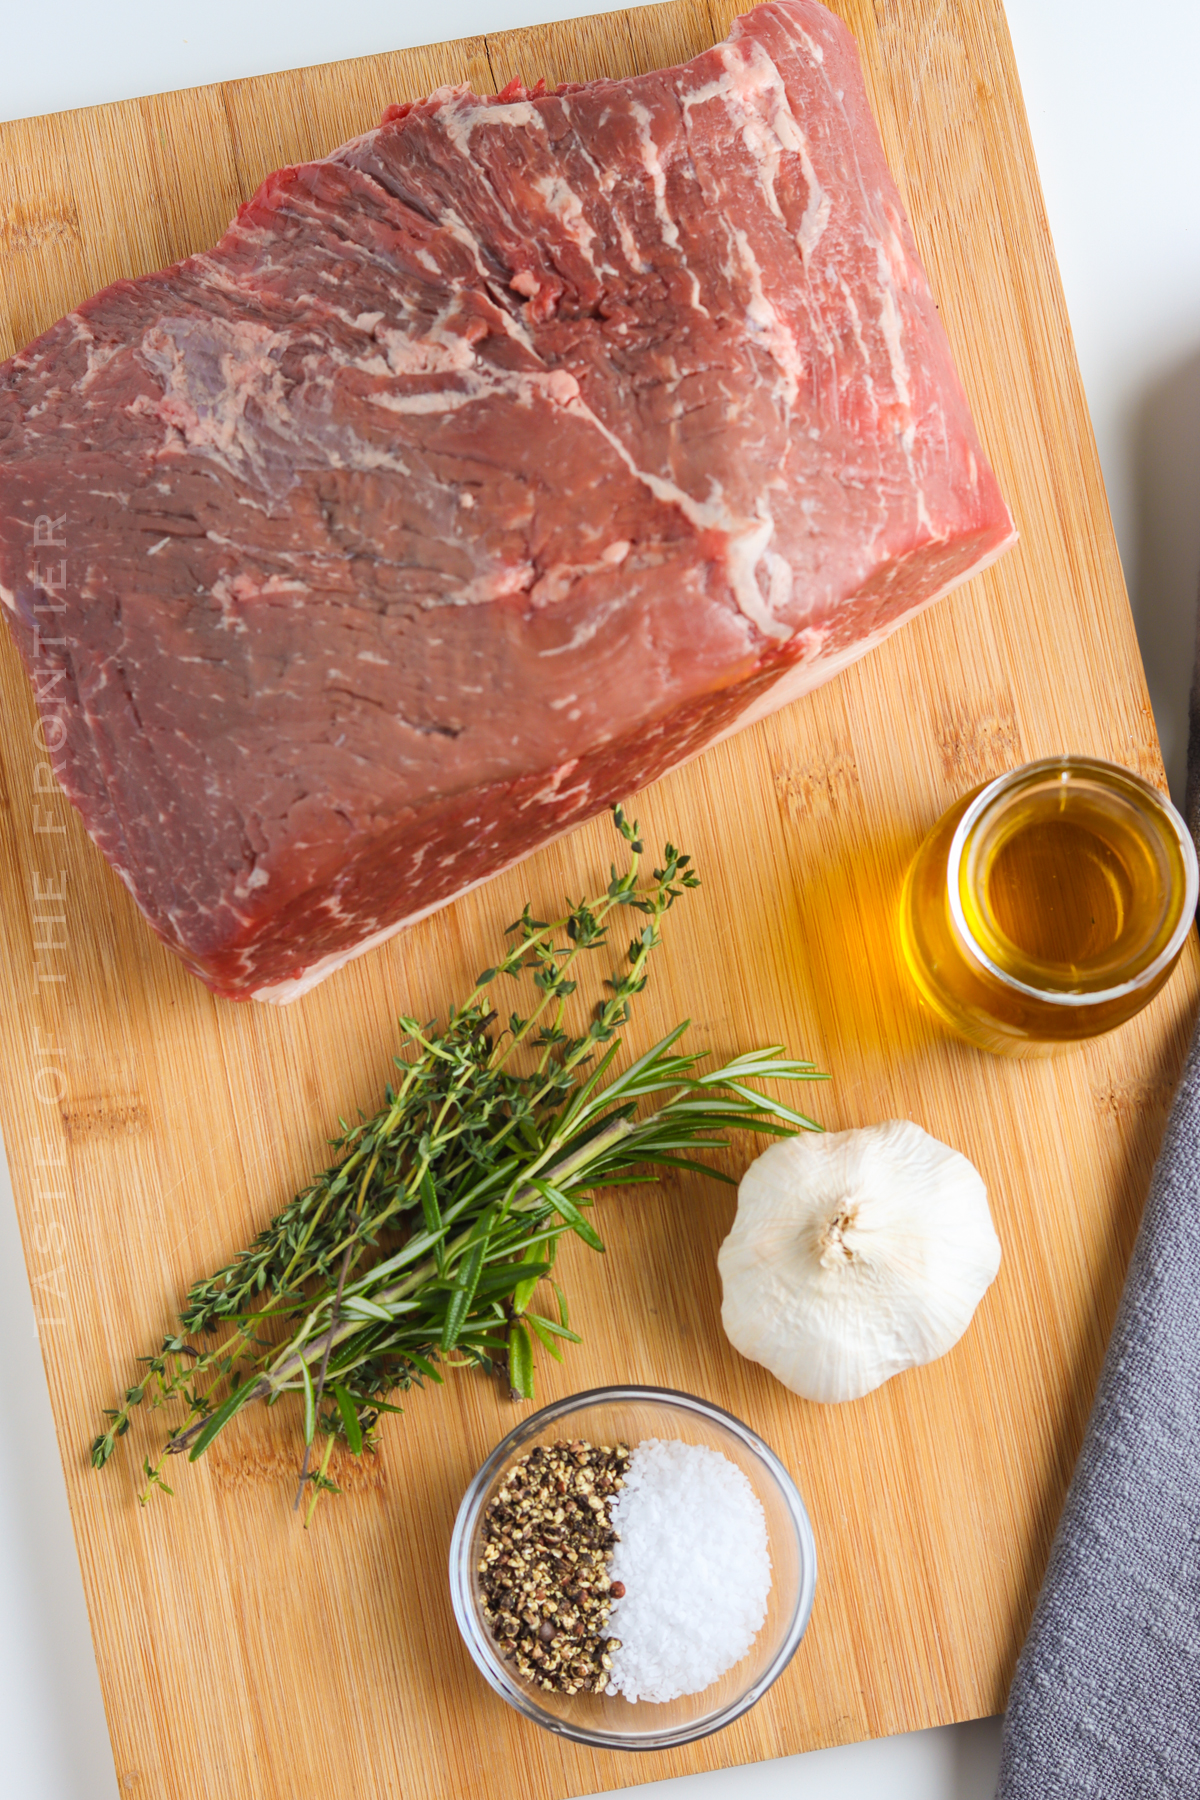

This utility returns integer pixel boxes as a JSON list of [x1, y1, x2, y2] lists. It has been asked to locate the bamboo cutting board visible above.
[[0, 2, 1193, 1795]]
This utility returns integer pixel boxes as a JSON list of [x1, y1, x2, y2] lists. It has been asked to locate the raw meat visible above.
[[0, 0, 1015, 1003]]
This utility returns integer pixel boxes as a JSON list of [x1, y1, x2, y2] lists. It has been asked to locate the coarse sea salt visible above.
[[605, 1438, 772, 1703]]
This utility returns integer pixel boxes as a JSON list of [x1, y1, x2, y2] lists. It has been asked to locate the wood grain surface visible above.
[[1, 2, 1194, 1796]]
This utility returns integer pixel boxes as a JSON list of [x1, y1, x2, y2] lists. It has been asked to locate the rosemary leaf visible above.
[[507, 1322, 535, 1399], [332, 1386, 364, 1456]]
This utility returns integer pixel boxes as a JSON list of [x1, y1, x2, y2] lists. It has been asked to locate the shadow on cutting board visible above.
[[1131, 343, 1200, 806]]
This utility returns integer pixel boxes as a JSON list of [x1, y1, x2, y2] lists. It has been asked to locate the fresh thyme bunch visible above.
[[92, 809, 825, 1521]]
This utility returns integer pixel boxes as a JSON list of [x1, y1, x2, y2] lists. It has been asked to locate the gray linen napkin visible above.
[[994, 728, 1200, 1796]]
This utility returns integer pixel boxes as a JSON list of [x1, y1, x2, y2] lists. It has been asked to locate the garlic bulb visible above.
[[718, 1119, 1000, 1403]]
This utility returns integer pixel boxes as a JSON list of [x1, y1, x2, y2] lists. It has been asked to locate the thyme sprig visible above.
[[92, 809, 826, 1521]]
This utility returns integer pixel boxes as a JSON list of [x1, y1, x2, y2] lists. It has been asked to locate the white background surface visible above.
[[1, 0, 1197, 1793]]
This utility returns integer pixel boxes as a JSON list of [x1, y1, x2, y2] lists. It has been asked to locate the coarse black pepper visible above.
[[478, 1440, 630, 1695]]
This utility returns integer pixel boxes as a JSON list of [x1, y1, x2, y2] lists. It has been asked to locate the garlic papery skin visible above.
[[717, 1119, 1001, 1403]]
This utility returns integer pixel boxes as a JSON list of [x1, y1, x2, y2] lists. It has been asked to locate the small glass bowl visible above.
[[899, 755, 1198, 1055], [448, 1385, 817, 1751]]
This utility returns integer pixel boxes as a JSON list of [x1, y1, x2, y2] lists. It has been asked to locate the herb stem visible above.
[[96, 810, 827, 1513]]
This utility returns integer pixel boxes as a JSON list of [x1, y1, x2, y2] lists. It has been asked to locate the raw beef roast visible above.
[[0, 0, 1015, 1002]]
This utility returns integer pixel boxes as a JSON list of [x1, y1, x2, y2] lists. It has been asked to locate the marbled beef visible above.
[[0, 0, 1015, 1001]]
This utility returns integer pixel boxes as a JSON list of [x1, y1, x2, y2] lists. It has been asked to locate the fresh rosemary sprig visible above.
[[92, 808, 826, 1522]]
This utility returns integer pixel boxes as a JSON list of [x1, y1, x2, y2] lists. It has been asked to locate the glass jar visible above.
[[899, 755, 1198, 1056]]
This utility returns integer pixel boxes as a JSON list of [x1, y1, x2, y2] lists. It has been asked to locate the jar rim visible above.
[[946, 755, 1199, 1006]]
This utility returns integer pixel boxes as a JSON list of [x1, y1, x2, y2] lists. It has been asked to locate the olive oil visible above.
[[899, 758, 1197, 1055], [983, 815, 1133, 971]]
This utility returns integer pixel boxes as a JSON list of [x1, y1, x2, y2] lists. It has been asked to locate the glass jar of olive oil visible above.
[[899, 756, 1198, 1056]]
